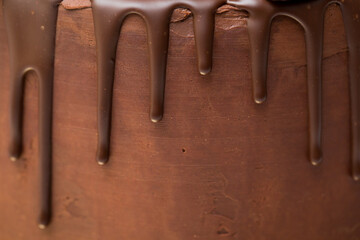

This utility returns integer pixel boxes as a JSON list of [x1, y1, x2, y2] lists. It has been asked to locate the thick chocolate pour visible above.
[[3, 0, 61, 229], [227, 0, 360, 180], [91, 0, 226, 165], [91, 0, 360, 179], [2, 0, 360, 229]]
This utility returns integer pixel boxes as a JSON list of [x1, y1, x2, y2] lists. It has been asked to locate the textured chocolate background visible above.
[[0, 2, 359, 240]]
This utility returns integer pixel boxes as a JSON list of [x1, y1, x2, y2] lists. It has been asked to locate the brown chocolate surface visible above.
[[61, 0, 91, 10], [90, 0, 360, 180], [0, 0, 360, 239], [3, 0, 62, 228], [92, 0, 226, 166], [227, 0, 360, 183]]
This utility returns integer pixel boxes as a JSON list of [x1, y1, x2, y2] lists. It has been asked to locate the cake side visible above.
[[0, 2, 359, 240]]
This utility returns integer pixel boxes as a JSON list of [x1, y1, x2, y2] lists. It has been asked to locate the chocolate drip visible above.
[[340, 0, 360, 180], [228, 0, 360, 179], [3, 0, 61, 228], [91, 0, 225, 165], [2, 0, 360, 231]]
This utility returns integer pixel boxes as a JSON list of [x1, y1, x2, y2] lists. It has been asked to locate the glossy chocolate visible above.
[[2, 0, 360, 230], [91, 0, 360, 179], [91, 0, 226, 165], [227, 0, 360, 180], [3, 0, 61, 228]]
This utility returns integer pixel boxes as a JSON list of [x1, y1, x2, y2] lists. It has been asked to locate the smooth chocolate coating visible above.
[[2, 0, 360, 230], [342, 0, 360, 181], [91, 0, 226, 165], [227, 0, 360, 180], [3, 0, 61, 228]]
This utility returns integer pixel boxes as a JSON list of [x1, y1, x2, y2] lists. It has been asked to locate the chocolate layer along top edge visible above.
[[2, 0, 360, 229]]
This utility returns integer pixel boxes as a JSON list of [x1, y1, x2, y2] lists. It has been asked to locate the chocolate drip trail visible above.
[[228, 0, 360, 179], [91, 0, 225, 165], [3, 0, 61, 228], [340, 0, 360, 180]]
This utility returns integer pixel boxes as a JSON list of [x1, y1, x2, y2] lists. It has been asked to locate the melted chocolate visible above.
[[91, 0, 360, 179], [91, 0, 226, 165], [3, 0, 360, 229], [227, 0, 360, 180], [341, 0, 360, 181], [3, 0, 61, 228]]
